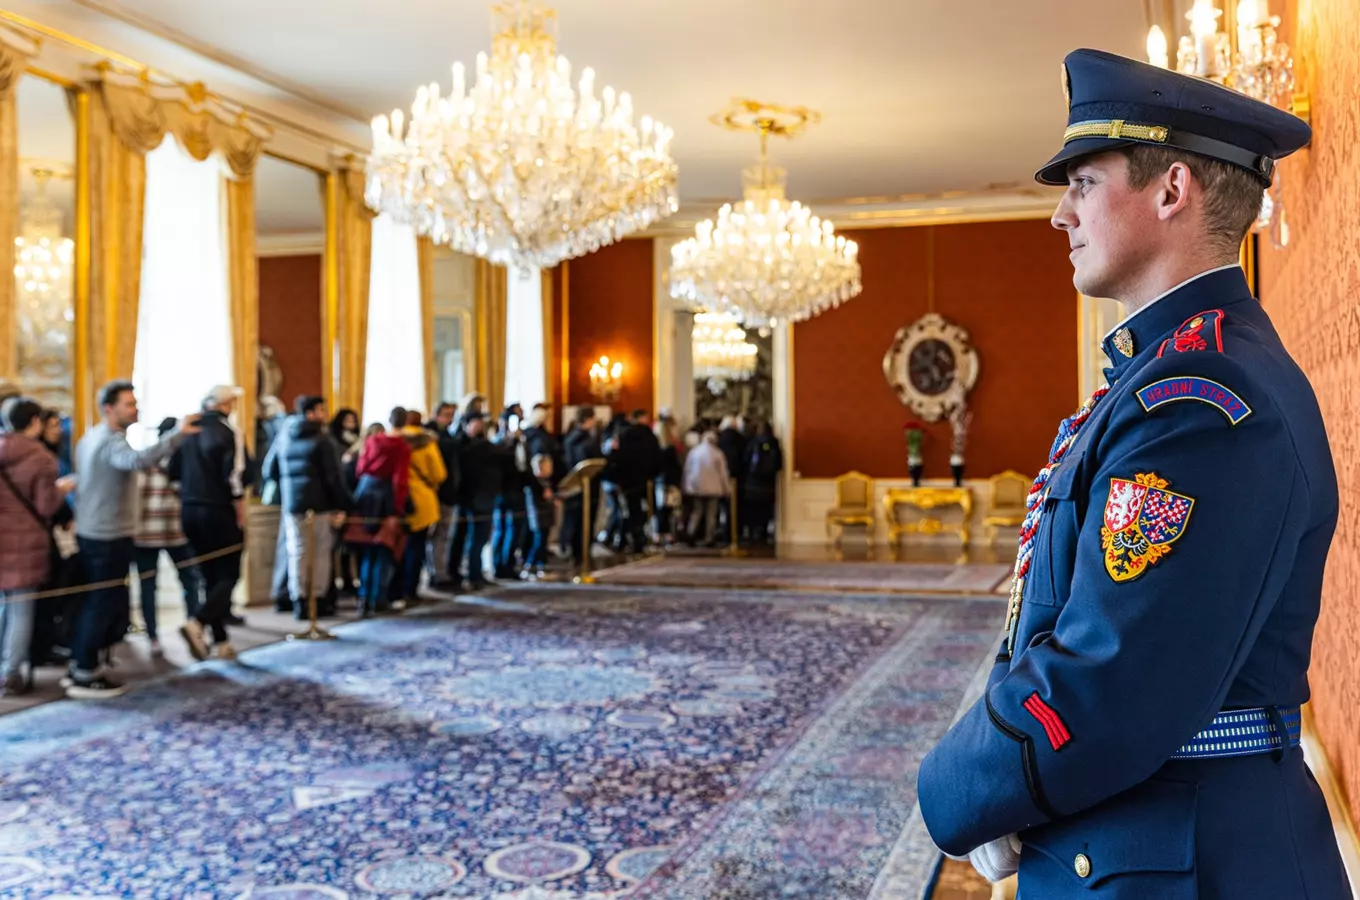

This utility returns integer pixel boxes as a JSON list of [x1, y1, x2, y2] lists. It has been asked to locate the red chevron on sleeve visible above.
[[1023, 693, 1072, 751]]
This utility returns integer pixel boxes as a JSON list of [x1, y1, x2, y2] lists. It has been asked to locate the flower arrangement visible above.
[[903, 420, 926, 464]]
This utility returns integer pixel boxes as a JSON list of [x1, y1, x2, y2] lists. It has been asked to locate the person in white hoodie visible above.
[[682, 430, 730, 546]]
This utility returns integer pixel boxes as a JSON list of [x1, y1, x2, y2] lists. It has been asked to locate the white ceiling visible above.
[[71, 0, 1148, 203]]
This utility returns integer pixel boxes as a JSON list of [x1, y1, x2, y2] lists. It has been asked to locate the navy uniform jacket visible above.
[[918, 267, 1352, 898]]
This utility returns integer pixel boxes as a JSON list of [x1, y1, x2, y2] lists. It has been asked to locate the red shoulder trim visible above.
[[1157, 309, 1225, 358]]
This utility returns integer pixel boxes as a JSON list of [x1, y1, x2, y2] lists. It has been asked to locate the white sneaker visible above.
[[214, 643, 238, 662], [180, 620, 209, 661], [65, 675, 129, 700]]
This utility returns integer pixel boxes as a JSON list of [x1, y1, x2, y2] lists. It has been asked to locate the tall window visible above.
[[362, 213, 424, 425], [132, 135, 232, 446], [503, 266, 545, 410]]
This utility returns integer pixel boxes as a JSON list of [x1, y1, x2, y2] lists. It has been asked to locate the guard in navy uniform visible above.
[[917, 49, 1352, 898]]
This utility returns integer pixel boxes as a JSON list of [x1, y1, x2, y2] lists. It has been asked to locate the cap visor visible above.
[[1034, 137, 1135, 185]]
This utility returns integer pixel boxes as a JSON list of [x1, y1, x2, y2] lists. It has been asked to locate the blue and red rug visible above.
[[591, 558, 1011, 595], [0, 586, 999, 899]]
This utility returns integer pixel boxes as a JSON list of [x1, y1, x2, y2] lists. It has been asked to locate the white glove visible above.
[[948, 833, 1022, 883]]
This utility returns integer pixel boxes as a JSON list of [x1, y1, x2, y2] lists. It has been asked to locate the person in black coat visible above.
[[262, 396, 353, 618], [560, 407, 602, 566], [492, 405, 530, 579], [604, 409, 662, 553], [446, 413, 508, 589], [743, 419, 783, 546], [717, 416, 749, 542], [522, 403, 562, 483], [169, 385, 247, 659]]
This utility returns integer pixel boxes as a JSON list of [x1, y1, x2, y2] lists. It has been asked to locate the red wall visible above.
[[563, 239, 655, 415], [793, 220, 1077, 479], [258, 254, 323, 404]]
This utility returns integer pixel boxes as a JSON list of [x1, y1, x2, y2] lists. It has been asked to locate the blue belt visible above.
[[1171, 706, 1301, 760]]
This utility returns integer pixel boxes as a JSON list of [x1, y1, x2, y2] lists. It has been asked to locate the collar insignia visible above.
[[1113, 327, 1135, 359]]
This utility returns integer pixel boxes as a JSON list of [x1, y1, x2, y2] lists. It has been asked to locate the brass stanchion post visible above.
[[288, 511, 335, 641], [723, 476, 746, 558], [573, 473, 596, 584]]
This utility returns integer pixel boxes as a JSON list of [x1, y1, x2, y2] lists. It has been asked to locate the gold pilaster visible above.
[[73, 89, 91, 437]]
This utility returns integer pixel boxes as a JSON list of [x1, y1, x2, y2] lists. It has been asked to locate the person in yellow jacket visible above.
[[395, 410, 446, 605]]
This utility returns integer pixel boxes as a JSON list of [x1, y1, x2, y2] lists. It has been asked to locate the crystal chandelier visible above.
[[670, 99, 861, 329], [1146, 0, 1308, 248], [692, 310, 758, 394], [13, 168, 74, 408], [366, 1, 679, 270]]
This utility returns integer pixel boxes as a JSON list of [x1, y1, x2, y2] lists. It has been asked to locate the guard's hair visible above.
[[1121, 146, 1264, 255]]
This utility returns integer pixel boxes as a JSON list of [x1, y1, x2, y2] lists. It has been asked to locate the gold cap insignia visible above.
[[1113, 327, 1135, 359], [1061, 63, 1072, 114]]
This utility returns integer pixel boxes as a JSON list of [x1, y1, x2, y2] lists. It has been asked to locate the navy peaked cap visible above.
[[1036, 48, 1311, 186]]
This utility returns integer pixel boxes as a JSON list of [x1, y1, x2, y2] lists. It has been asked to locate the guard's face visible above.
[[1051, 152, 1158, 301]]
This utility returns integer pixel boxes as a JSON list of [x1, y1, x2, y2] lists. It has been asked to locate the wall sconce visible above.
[[589, 355, 624, 403], [1147, 0, 1307, 248]]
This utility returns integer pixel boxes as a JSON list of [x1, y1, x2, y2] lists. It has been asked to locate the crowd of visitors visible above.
[[0, 374, 783, 702]]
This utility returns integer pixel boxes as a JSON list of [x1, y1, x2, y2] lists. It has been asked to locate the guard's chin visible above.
[[1072, 267, 1107, 300]]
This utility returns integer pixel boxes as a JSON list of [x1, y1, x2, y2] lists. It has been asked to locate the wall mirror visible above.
[[15, 73, 76, 414], [255, 153, 326, 417]]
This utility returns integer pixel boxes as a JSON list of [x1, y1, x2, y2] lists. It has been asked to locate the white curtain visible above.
[[362, 213, 424, 426], [503, 266, 545, 410], [132, 135, 233, 447]]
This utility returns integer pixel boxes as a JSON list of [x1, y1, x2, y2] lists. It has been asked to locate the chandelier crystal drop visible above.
[[692, 310, 758, 394], [1147, 0, 1307, 248], [670, 99, 861, 329], [366, 1, 679, 270]]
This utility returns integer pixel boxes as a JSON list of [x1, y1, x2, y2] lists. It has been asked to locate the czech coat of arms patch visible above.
[[1100, 472, 1195, 582]]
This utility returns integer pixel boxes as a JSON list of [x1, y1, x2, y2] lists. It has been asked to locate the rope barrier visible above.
[[0, 493, 690, 608]]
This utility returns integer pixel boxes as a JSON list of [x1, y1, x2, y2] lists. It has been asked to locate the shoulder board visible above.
[[1136, 375, 1252, 425], [1157, 309, 1225, 357]]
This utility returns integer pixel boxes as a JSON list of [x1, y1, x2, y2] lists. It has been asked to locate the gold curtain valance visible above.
[[86, 66, 271, 179], [0, 25, 38, 100]]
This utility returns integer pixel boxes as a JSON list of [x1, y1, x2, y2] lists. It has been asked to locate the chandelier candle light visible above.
[[670, 99, 862, 329], [589, 356, 623, 403], [366, 1, 679, 270], [1146, 0, 1307, 248], [692, 310, 758, 394]]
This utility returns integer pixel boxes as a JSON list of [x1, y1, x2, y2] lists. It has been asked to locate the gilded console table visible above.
[[883, 486, 974, 549]]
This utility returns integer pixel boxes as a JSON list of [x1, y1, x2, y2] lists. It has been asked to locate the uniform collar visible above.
[[1099, 265, 1251, 383]]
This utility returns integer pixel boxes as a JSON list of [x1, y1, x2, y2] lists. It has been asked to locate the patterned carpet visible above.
[[591, 558, 1011, 595], [0, 586, 999, 899]]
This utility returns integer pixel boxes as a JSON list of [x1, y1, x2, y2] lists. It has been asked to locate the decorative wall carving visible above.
[[883, 312, 980, 422]]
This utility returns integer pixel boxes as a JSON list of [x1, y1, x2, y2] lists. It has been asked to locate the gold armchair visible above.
[[826, 471, 876, 547], [983, 470, 1031, 543]]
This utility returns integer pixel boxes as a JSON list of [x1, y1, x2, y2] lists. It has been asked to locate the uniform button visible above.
[[1074, 853, 1092, 878]]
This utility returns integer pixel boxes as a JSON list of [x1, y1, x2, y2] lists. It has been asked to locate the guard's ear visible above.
[[1155, 161, 1194, 222]]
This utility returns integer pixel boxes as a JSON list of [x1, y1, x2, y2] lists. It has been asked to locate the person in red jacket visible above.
[[0, 398, 77, 695], [350, 408, 412, 615]]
